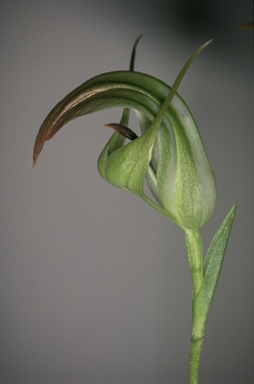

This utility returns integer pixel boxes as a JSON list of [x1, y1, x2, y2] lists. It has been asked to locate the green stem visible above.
[[185, 230, 206, 384]]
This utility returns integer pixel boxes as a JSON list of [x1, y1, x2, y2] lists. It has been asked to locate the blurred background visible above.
[[1, 0, 253, 383]]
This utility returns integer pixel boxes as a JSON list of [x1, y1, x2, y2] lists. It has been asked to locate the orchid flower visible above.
[[33, 36, 236, 384]]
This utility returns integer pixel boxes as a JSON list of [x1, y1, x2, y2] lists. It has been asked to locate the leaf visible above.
[[193, 203, 237, 316]]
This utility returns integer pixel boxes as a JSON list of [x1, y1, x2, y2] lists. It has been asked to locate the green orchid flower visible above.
[[33, 39, 216, 232], [33, 36, 236, 384]]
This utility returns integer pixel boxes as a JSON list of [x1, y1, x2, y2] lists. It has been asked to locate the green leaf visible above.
[[193, 203, 237, 316]]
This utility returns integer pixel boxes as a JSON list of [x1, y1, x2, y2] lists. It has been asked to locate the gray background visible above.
[[1, 0, 253, 383]]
